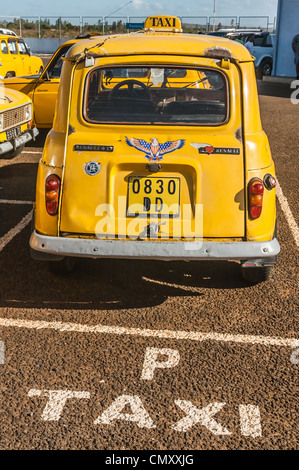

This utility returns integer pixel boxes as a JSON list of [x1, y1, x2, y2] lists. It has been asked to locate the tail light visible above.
[[45, 175, 60, 215], [248, 178, 264, 219]]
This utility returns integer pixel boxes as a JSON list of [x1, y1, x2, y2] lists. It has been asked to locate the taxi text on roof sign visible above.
[[144, 16, 182, 32]]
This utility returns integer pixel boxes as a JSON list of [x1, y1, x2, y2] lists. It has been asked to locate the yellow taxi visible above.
[[0, 33, 43, 78], [0, 87, 38, 158], [29, 16, 279, 283], [2, 35, 99, 128]]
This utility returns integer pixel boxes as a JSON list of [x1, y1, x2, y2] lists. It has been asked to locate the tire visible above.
[[48, 257, 76, 274], [2, 144, 24, 159], [256, 58, 273, 79], [241, 266, 272, 284], [5, 72, 14, 78]]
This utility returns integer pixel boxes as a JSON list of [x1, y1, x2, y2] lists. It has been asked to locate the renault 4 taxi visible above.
[[0, 33, 43, 79], [29, 16, 280, 283], [0, 87, 38, 158]]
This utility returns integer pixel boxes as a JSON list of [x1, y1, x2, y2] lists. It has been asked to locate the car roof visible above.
[[0, 28, 17, 36], [54, 36, 102, 50], [0, 33, 21, 39], [233, 29, 263, 32], [66, 31, 254, 62], [228, 31, 268, 37]]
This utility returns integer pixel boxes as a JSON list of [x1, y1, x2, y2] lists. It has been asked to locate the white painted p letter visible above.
[[141, 347, 180, 380]]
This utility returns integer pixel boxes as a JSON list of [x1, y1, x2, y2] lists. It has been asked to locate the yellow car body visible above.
[[0, 87, 38, 158], [1, 37, 99, 128], [0, 34, 43, 79], [30, 16, 279, 282]]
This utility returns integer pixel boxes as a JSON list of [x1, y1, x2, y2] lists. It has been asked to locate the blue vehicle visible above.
[[226, 31, 275, 78]]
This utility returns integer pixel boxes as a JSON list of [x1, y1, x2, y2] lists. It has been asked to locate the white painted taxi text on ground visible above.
[[0, 341, 4, 365], [28, 389, 262, 437], [28, 389, 90, 421], [141, 347, 180, 380]]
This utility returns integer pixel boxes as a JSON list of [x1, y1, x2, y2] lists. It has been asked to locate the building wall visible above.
[[273, 0, 299, 77]]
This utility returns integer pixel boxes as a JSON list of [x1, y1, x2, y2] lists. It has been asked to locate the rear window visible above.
[[84, 66, 227, 126], [253, 36, 265, 47]]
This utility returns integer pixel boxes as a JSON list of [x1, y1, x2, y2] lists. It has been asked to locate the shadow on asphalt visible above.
[[0, 163, 38, 201], [0, 222, 249, 311], [26, 128, 49, 148], [0, 132, 252, 311], [257, 80, 294, 99]]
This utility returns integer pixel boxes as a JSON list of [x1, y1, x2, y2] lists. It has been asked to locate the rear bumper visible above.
[[30, 231, 280, 262], [0, 127, 39, 156]]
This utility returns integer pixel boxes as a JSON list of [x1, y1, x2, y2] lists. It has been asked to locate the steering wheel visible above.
[[109, 79, 151, 100]]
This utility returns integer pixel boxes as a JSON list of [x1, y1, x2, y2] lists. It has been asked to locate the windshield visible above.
[[84, 66, 228, 126]]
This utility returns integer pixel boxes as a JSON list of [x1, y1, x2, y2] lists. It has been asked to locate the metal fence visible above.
[[180, 17, 209, 32], [81, 16, 128, 35], [208, 16, 238, 31], [238, 16, 270, 30], [0, 15, 276, 38]]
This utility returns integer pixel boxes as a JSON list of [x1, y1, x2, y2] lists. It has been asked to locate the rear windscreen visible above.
[[84, 66, 228, 126]]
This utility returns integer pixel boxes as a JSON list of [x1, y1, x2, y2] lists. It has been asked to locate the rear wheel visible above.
[[256, 58, 273, 79], [48, 257, 76, 274], [5, 72, 14, 78], [241, 266, 272, 284]]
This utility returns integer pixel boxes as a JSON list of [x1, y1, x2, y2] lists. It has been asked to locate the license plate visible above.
[[127, 176, 180, 217], [6, 126, 21, 140]]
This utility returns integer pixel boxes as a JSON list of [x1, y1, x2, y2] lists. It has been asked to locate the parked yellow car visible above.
[[0, 87, 38, 158], [1, 36, 98, 128], [29, 15, 279, 283], [0, 33, 43, 79]]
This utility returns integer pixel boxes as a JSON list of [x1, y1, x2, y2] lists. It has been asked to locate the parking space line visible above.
[[276, 181, 299, 247], [0, 316, 298, 348], [21, 151, 43, 154], [0, 210, 32, 253], [0, 199, 33, 205]]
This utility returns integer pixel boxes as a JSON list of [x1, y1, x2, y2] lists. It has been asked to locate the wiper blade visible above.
[[183, 77, 209, 88]]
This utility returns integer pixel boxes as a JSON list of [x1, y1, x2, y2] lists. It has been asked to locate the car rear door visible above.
[[7, 38, 23, 76], [59, 60, 246, 240], [17, 39, 32, 74], [32, 44, 71, 127]]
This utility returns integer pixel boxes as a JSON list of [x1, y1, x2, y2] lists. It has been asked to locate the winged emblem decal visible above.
[[125, 136, 185, 161]]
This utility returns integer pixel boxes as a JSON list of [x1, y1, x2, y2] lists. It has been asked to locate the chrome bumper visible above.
[[0, 127, 39, 156], [30, 231, 280, 261]]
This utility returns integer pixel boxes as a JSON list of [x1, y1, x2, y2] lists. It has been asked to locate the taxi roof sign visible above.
[[144, 15, 182, 32]]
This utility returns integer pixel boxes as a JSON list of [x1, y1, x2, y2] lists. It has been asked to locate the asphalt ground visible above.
[[0, 80, 298, 451]]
